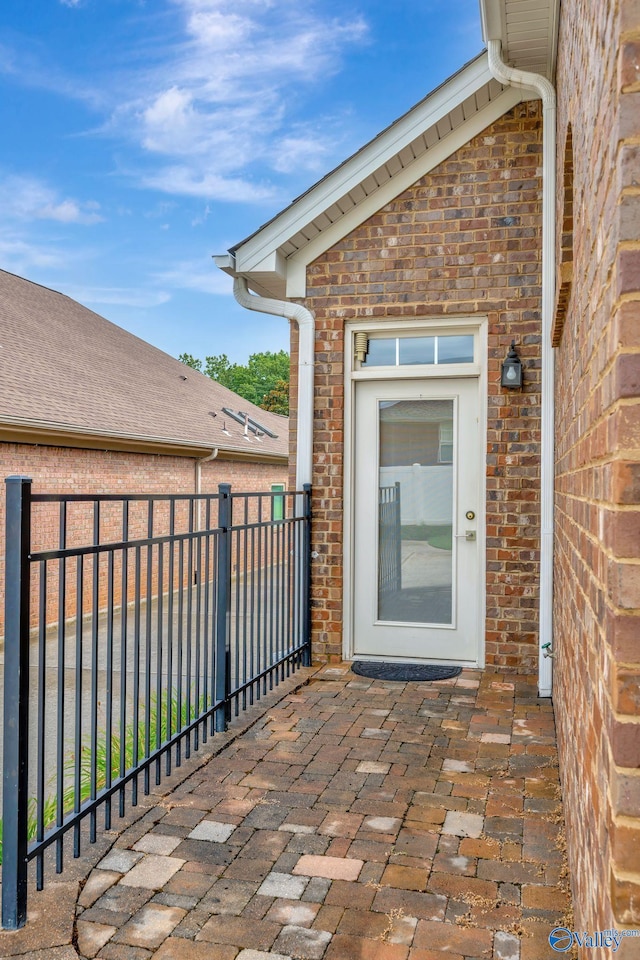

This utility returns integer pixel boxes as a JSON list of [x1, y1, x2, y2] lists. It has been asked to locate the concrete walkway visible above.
[[0, 665, 572, 960]]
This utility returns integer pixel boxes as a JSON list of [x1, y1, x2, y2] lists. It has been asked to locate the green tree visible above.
[[177, 353, 203, 372], [179, 349, 290, 414], [260, 378, 289, 416]]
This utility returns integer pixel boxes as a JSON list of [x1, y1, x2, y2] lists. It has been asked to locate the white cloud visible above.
[[1, 1, 368, 205], [272, 131, 333, 175], [64, 286, 172, 308], [186, 8, 252, 48], [0, 235, 65, 272], [153, 259, 233, 296], [141, 87, 198, 153], [141, 166, 278, 202], [191, 203, 211, 226], [106, 0, 368, 199], [0, 174, 104, 224], [37, 199, 102, 224]]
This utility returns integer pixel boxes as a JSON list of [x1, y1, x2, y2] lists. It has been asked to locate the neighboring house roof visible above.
[[0, 269, 287, 461], [380, 400, 453, 423], [217, 51, 528, 299], [219, 4, 560, 301]]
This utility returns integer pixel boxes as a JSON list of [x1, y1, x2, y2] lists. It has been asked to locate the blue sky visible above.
[[0, 0, 482, 363]]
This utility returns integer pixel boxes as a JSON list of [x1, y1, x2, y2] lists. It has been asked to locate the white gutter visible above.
[[486, 39, 556, 697], [228, 274, 315, 491], [195, 447, 218, 530]]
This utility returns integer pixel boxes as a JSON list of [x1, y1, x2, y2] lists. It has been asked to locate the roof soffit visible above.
[[480, 0, 560, 80]]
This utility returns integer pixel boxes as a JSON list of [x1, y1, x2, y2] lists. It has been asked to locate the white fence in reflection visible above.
[[379, 464, 453, 526]]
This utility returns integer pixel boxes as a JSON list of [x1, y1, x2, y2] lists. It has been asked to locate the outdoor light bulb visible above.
[[506, 366, 516, 380]]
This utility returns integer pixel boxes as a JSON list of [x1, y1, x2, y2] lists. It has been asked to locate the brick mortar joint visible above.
[[611, 865, 640, 886], [553, 493, 640, 507], [619, 137, 640, 151], [611, 711, 640, 724], [612, 813, 640, 830], [609, 347, 640, 357], [554, 424, 640, 464], [619, 292, 640, 305], [612, 765, 640, 778]]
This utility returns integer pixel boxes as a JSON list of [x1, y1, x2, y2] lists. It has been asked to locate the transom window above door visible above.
[[362, 334, 474, 367]]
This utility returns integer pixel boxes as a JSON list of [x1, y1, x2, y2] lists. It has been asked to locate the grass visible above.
[[401, 524, 452, 550], [0, 689, 205, 865]]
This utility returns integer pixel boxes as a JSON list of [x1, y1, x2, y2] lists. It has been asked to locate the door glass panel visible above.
[[378, 399, 453, 625]]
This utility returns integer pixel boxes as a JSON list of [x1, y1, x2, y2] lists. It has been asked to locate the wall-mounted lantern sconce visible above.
[[500, 341, 523, 389]]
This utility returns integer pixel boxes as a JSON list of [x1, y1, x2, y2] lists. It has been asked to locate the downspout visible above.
[[231, 276, 315, 491], [196, 448, 218, 530], [486, 40, 556, 697]]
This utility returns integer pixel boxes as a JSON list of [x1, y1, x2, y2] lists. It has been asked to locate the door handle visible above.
[[455, 530, 476, 541]]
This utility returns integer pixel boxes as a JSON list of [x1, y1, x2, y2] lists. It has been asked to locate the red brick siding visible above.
[[291, 103, 543, 669], [0, 443, 287, 635], [554, 0, 640, 933]]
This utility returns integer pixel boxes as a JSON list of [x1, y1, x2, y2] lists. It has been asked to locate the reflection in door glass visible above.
[[378, 399, 453, 625]]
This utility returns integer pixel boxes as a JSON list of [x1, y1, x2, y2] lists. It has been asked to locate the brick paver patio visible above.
[[1, 665, 573, 960]]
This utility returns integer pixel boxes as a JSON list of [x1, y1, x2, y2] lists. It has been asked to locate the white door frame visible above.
[[342, 316, 488, 666]]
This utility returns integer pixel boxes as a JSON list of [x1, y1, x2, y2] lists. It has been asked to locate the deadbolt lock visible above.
[[465, 510, 476, 521]]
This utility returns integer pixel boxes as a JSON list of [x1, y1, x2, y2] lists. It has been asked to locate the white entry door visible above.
[[353, 377, 481, 663]]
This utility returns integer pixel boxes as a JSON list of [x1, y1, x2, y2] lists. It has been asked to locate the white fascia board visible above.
[[214, 254, 236, 275], [235, 54, 495, 275], [480, 0, 507, 41], [284, 84, 526, 298], [547, 0, 561, 78], [246, 249, 288, 281], [215, 251, 287, 299]]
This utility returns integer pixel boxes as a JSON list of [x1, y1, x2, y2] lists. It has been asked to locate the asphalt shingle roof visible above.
[[0, 269, 288, 459]]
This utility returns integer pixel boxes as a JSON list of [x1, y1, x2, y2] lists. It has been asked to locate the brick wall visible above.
[[0, 442, 287, 636], [292, 103, 544, 669], [553, 0, 640, 937]]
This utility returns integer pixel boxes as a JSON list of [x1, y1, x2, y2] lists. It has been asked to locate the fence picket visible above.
[[1, 480, 311, 928]]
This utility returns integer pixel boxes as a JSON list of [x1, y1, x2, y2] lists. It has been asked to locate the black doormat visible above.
[[351, 661, 462, 682]]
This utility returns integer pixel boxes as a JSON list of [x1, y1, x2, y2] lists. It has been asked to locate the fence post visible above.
[[394, 481, 402, 594], [2, 477, 32, 930], [214, 484, 231, 732], [301, 484, 312, 667]]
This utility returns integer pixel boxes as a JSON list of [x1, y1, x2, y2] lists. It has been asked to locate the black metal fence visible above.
[[1, 478, 311, 929]]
